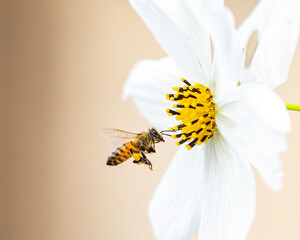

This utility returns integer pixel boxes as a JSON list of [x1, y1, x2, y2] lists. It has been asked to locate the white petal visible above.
[[203, 0, 224, 9], [201, 8, 243, 95], [239, 0, 300, 89], [148, 146, 206, 240], [128, 0, 212, 82], [238, 0, 274, 56], [149, 132, 255, 240], [123, 57, 180, 130], [217, 83, 291, 191], [197, 131, 256, 240]]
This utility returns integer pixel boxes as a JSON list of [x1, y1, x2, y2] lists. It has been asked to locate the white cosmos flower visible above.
[[123, 0, 299, 239]]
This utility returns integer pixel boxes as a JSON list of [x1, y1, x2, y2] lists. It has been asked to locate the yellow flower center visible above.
[[166, 78, 216, 150]]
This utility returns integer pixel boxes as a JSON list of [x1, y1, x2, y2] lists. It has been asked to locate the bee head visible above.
[[149, 128, 165, 143]]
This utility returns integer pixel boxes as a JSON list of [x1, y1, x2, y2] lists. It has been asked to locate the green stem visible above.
[[286, 103, 300, 112]]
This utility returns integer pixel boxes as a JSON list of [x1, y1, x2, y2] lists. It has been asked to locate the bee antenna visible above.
[[160, 133, 172, 137], [160, 129, 177, 133]]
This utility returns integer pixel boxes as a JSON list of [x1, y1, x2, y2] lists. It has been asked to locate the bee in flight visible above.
[[101, 128, 171, 170]]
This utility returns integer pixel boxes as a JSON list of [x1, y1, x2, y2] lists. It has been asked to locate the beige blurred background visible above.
[[1, 0, 300, 239]]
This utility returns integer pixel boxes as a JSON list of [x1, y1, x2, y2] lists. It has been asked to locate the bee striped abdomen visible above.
[[107, 141, 139, 166]]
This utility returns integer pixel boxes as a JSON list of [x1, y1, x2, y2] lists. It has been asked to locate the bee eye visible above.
[[150, 128, 159, 137]]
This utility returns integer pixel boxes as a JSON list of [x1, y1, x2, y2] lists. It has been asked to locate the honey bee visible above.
[[101, 128, 171, 170]]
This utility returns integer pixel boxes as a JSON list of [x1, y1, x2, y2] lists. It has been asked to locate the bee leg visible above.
[[133, 160, 142, 165], [130, 149, 144, 166], [130, 149, 152, 170], [141, 152, 153, 171], [130, 149, 141, 161], [140, 146, 146, 152], [141, 151, 147, 159], [137, 152, 147, 165], [145, 159, 153, 171], [147, 146, 156, 153]]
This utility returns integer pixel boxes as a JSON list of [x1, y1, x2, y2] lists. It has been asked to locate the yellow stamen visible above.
[[186, 144, 192, 150], [166, 79, 216, 150]]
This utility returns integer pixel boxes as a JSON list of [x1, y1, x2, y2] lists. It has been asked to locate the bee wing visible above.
[[101, 128, 140, 147]]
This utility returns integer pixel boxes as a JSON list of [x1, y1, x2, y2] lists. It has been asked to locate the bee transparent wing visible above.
[[101, 128, 140, 147]]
